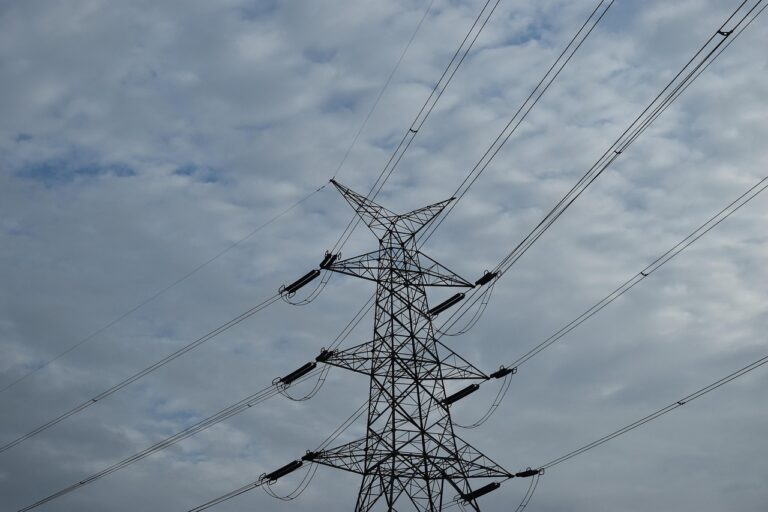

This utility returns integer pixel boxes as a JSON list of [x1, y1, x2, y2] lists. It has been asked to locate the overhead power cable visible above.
[[2, 0, 436, 398], [330, 0, 436, 180], [68, 159, 765, 510], [15, 295, 376, 510], [419, 0, 615, 245], [0, 186, 325, 397], [490, 0, 765, 279], [507, 173, 768, 369], [186, 164, 768, 509], [0, 293, 281, 456], [330, 0, 507, 254], [438, 0, 766, 336], [539, 350, 768, 469], [450, 171, 768, 429], [14, 377, 292, 512], [188, 401, 370, 512]]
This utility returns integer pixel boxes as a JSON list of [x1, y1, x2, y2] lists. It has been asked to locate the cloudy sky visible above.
[[1, 0, 767, 511]]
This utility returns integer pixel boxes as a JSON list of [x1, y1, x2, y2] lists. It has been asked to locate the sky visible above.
[[1, 0, 767, 511]]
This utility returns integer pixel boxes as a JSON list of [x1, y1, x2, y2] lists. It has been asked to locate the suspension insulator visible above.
[[282, 269, 321, 295], [443, 384, 480, 405], [263, 460, 303, 482], [315, 349, 335, 363], [461, 481, 501, 502], [474, 271, 498, 287], [515, 468, 541, 478], [302, 451, 320, 461], [428, 293, 465, 317], [319, 252, 340, 269], [489, 366, 516, 379], [279, 362, 317, 385]]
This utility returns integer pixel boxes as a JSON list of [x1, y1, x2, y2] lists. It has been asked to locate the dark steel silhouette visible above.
[[308, 180, 511, 511]]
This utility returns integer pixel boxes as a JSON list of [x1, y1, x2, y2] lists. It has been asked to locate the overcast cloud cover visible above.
[[1, 0, 767, 511]]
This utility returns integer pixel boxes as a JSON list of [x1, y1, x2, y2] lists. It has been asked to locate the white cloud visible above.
[[1, 0, 767, 511]]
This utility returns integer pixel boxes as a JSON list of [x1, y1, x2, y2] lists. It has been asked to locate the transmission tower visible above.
[[292, 180, 514, 511]]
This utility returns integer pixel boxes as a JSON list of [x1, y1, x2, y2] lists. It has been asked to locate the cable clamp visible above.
[[718, 29, 732, 37]]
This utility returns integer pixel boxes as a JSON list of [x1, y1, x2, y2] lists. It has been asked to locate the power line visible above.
[[0, 293, 281, 455], [330, 0, 507, 254], [437, 0, 766, 338], [14, 294, 376, 510], [330, 0, 436, 180], [539, 350, 768, 469], [2, 0, 436, 399], [447, 171, 768, 429], [490, 0, 766, 279], [0, 185, 325, 397], [187, 479, 266, 512], [507, 173, 768, 370], [2, 0, 437, 451], [419, 0, 615, 245]]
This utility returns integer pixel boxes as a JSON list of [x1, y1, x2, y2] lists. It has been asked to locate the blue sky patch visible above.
[[304, 47, 337, 64], [172, 163, 221, 183], [15, 157, 136, 186]]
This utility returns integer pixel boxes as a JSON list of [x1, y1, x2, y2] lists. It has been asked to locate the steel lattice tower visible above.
[[306, 180, 511, 511]]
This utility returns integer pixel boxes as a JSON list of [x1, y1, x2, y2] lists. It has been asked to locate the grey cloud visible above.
[[1, 1, 767, 511]]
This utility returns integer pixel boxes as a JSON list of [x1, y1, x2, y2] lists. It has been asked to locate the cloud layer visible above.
[[1, 1, 767, 511]]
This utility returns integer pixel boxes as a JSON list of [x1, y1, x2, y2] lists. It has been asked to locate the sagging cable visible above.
[[514, 470, 542, 512], [262, 462, 319, 501], [279, 251, 340, 305], [455, 367, 516, 429], [437, 283, 495, 337], [279, 365, 330, 402]]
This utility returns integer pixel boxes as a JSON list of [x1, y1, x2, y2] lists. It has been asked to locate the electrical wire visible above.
[[182, 5, 768, 509], [330, 0, 506, 254], [506, 173, 768, 370], [280, 270, 333, 306], [280, 293, 375, 399], [180, 158, 768, 512], [15, 368, 323, 512], [442, 471, 540, 511], [0, 293, 281, 456], [315, 400, 369, 452], [279, 0, 436, 309], [280, 365, 331, 402], [263, 463, 319, 501], [514, 472, 541, 512], [330, 0, 436, 181], [454, 370, 512, 429], [451, 172, 768, 429], [15, 294, 376, 510], [2, 0, 437, 397], [435, 282, 495, 337], [539, 350, 768, 470], [419, 0, 615, 245], [490, 0, 765, 279], [186, 401, 370, 512], [0, 186, 325, 397], [437, 0, 766, 340], [187, 479, 266, 512]]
